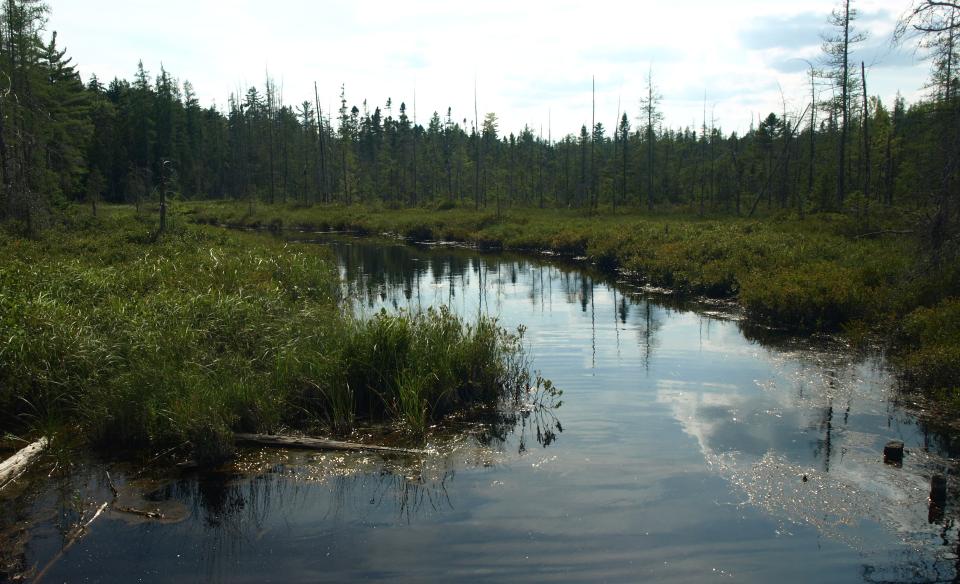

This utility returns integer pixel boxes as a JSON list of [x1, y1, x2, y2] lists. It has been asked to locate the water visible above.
[[9, 234, 960, 583]]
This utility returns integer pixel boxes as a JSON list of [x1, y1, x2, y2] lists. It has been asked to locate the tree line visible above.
[[0, 0, 957, 240]]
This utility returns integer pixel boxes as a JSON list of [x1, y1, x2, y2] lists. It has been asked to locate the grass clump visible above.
[[318, 308, 527, 435], [0, 208, 537, 463]]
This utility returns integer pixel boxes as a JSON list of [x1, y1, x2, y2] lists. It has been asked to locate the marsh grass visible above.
[[0, 208, 538, 463], [186, 200, 958, 404], [187, 201, 923, 330]]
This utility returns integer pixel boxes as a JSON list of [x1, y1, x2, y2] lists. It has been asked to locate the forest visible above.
[[0, 0, 958, 448], [0, 0, 954, 236], [4, 1, 960, 580]]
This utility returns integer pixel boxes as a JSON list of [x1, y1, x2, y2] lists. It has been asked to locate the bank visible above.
[[0, 207, 544, 465], [185, 200, 960, 414]]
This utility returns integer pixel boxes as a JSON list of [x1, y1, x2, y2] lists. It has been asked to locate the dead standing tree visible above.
[[157, 159, 174, 234], [822, 0, 867, 208], [640, 68, 662, 212]]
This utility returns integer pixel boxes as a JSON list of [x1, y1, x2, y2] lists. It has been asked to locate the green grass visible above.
[[184, 200, 959, 404], [897, 297, 960, 410], [0, 208, 537, 463]]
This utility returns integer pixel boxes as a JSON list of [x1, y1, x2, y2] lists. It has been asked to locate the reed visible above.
[[185, 200, 958, 405], [0, 208, 536, 463]]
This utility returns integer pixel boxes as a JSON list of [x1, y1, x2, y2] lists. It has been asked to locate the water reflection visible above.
[[10, 232, 960, 583], [313, 234, 960, 580]]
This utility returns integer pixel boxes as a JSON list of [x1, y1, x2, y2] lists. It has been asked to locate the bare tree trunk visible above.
[[474, 79, 480, 210], [538, 127, 544, 209], [837, 0, 851, 207], [341, 142, 348, 205], [613, 97, 620, 213], [590, 75, 596, 213], [647, 85, 655, 212], [749, 106, 810, 217], [861, 61, 872, 218], [412, 88, 418, 207], [808, 64, 816, 206], [267, 78, 276, 205], [0, 98, 12, 221], [159, 166, 168, 233], [313, 82, 327, 204]]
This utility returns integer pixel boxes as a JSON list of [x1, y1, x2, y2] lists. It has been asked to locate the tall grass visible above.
[[897, 297, 960, 409], [0, 209, 536, 463], [187, 201, 928, 331], [185, 200, 958, 404]]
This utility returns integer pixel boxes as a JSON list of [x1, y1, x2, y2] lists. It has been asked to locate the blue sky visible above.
[[50, 0, 930, 136]]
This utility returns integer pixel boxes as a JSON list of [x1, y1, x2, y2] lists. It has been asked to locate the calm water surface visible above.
[[12, 234, 960, 583]]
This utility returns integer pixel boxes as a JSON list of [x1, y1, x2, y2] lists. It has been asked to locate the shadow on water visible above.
[[6, 231, 960, 583], [3, 384, 563, 581]]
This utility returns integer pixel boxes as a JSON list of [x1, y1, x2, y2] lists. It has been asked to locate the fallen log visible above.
[[0, 437, 48, 490], [234, 433, 425, 456]]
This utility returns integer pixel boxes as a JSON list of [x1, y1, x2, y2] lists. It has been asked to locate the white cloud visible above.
[[49, 0, 929, 135]]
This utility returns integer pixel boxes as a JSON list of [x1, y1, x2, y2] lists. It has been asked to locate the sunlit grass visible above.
[[0, 208, 536, 463], [185, 199, 958, 405]]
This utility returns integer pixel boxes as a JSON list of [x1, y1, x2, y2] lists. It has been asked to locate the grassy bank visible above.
[[0, 208, 538, 463], [185, 200, 959, 404]]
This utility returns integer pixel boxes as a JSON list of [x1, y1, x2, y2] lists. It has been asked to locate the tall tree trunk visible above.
[[590, 76, 596, 213], [313, 82, 327, 204], [861, 61, 871, 209], [647, 87, 654, 212], [837, 0, 850, 207], [412, 90, 418, 207], [474, 81, 480, 210]]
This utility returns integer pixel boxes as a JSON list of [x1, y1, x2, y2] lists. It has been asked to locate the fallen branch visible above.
[[33, 501, 109, 582], [234, 433, 425, 456], [0, 437, 48, 491], [854, 229, 915, 239], [114, 505, 164, 520]]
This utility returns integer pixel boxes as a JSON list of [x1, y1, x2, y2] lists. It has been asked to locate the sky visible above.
[[48, 0, 932, 137]]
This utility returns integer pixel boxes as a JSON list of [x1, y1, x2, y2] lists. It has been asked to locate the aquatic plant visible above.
[[185, 200, 957, 406], [0, 209, 541, 463]]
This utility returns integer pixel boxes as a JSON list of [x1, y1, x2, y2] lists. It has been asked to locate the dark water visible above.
[[11, 235, 960, 583]]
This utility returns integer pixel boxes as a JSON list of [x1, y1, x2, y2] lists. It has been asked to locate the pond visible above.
[[7, 233, 960, 583]]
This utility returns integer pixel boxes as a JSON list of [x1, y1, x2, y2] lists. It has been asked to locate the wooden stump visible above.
[[930, 475, 947, 506], [883, 440, 904, 465]]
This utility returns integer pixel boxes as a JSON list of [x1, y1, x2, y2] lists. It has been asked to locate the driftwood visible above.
[[234, 433, 425, 456], [854, 229, 915, 239], [0, 437, 48, 490], [33, 501, 109, 582]]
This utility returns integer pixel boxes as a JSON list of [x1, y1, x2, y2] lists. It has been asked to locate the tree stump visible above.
[[883, 440, 904, 465]]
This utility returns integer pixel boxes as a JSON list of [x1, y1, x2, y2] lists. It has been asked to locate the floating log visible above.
[[883, 440, 905, 465], [0, 437, 48, 490], [234, 433, 425, 456]]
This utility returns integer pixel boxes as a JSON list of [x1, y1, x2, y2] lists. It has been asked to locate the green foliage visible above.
[[186, 200, 960, 406], [899, 298, 960, 398], [0, 208, 536, 462], [188, 201, 921, 333]]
